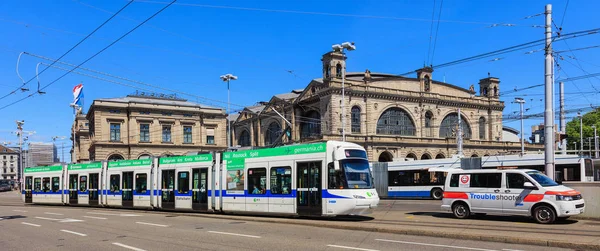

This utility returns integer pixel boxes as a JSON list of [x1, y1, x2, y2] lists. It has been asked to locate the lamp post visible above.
[[52, 136, 66, 163], [514, 98, 526, 154], [220, 74, 237, 149], [69, 103, 79, 163], [331, 42, 355, 142], [578, 112, 583, 156], [593, 125, 598, 158]]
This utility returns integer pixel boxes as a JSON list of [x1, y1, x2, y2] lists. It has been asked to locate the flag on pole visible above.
[[73, 83, 84, 107]]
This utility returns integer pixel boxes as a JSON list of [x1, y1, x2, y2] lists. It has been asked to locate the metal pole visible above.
[[227, 79, 231, 149], [543, 4, 555, 180], [579, 113, 583, 156], [18, 126, 23, 191], [341, 63, 346, 142], [457, 108, 463, 156], [72, 106, 77, 163], [595, 127, 598, 158], [515, 98, 526, 154], [589, 137, 592, 157], [559, 82, 566, 154], [62, 141, 65, 163]]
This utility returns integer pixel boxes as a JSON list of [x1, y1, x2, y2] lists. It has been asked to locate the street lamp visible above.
[[332, 42, 356, 142], [514, 98, 526, 155], [578, 111, 583, 156], [593, 125, 598, 158], [70, 103, 79, 163], [220, 74, 237, 149], [52, 136, 67, 163]]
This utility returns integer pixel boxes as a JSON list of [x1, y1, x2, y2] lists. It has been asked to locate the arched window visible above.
[[238, 130, 251, 147], [424, 111, 433, 137], [336, 63, 342, 78], [435, 153, 445, 159], [471, 154, 479, 157], [300, 111, 321, 140], [424, 76, 431, 92], [439, 113, 471, 139], [107, 154, 124, 161], [378, 151, 393, 162], [493, 86, 498, 96], [376, 108, 416, 136], [265, 122, 281, 146], [351, 106, 361, 133], [324, 66, 330, 79], [138, 154, 152, 160], [479, 117, 486, 140], [483, 87, 488, 96], [421, 153, 431, 160], [406, 153, 417, 160]]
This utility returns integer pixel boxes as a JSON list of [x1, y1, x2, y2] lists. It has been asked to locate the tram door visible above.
[[162, 170, 175, 209], [69, 174, 78, 204], [296, 161, 322, 216], [192, 168, 208, 211], [122, 172, 134, 207], [89, 173, 99, 206], [25, 176, 33, 203]]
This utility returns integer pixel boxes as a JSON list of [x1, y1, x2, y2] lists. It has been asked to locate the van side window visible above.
[[470, 173, 501, 188], [507, 173, 527, 189], [449, 174, 459, 187]]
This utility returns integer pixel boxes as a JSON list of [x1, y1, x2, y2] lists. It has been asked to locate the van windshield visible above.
[[526, 171, 559, 187]]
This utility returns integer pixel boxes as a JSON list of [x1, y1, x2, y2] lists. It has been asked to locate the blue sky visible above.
[[0, 0, 599, 161]]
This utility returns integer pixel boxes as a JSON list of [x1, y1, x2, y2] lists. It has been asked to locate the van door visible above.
[[467, 172, 503, 214], [502, 172, 535, 216]]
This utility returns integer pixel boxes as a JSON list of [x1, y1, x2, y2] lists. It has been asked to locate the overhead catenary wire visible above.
[[0, 0, 134, 101], [425, 0, 437, 66], [429, 0, 444, 66], [0, 0, 178, 112]]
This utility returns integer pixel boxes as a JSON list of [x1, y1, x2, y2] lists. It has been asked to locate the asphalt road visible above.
[[0, 192, 571, 251]]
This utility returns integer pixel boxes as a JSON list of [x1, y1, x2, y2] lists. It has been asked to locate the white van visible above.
[[441, 169, 585, 224]]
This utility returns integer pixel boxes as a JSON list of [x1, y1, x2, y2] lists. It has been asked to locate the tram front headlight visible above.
[[353, 195, 366, 199]]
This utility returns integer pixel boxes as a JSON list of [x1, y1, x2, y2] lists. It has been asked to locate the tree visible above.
[[565, 109, 600, 151]]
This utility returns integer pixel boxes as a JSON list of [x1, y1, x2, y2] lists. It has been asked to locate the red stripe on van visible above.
[[545, 190, 580, 196], [443, 192, 468, 199], [523, 194, 544, 202]]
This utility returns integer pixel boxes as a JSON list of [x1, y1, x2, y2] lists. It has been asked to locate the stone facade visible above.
[[0, 145, 18, 181], [75, 93, 227, 162], [232, 49, 541, 162]]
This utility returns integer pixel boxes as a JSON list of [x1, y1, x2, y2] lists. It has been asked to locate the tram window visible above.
[[42, 177, 50, 193], [136, 174, 148, 193], [178, 172, 190, 194], [328, 163, 346, 189], [270, 166, 291, 195], [52, 177, 60, 192], [248, 168, 266, 195], [79, 176, 87, 192], [110, 175, 120, 192], [34, 178, 41, 192], [226, 170, 244, 191]]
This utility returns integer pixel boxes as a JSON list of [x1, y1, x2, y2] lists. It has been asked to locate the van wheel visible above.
[[533, 205, 556, 224], [452, 202, 470, 219], [431, 188, 443, 200]]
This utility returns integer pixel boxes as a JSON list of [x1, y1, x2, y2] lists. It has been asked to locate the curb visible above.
[[22, 204, 600, 250]]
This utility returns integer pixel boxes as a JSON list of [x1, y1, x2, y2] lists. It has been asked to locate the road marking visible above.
[[13, 209, 27, 212], [21, 222, 41, 227], [44, 212, 64, 216], [207, 231, 261, 239], [83, 216, 107, 220], [113, 242, 147, 251], [136, 222, 168, 227], [60, 218, 84, 223], [375, 239, 499, 251], [35, 216, 84, 223], [60, 229, 87, 237], [35, 216, 61, 221], [326, 245, 379, 251], [502, 249, 524, 251], [88, 212, 140, 217]]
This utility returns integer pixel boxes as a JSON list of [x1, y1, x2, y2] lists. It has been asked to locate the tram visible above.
[[22, 141, 379, 216]]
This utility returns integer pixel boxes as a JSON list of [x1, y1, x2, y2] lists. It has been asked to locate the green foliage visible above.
[[565, 109, 600, 150]]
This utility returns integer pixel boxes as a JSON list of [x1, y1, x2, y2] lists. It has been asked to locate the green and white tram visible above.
[[22, 141, 379, 217]]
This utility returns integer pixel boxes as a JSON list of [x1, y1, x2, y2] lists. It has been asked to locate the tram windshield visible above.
[[340, 159, 373, 189]]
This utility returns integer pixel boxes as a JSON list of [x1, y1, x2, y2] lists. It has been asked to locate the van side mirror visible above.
[[523, 182, 537, 190]]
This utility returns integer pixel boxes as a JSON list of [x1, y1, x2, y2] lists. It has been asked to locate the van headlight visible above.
[[556, 195, 573, 201]]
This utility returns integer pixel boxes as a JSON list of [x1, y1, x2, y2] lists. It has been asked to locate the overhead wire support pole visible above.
[[514, 98, 526, 155], [559, 82, 566, 155], [544, 4, 555, 180], [457, 108, 463, 157]]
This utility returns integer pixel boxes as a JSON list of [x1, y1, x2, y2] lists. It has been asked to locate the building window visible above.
[[376, 108, 416, 136], [265, 122, 281, 146], [162, 125, 172, 143], [479, 117, 486, 140], [300, 111, 321, 140], [109, 110, 121, 114], [206, 128, 215, 145], [351, 106, 361, 133], [336, 63, 342, 78], [140, 124, 150, 142], [183, 114, 193, 117], [239, 130, 251, 147], [110, 123, 121, 141], [439, 113, 472, 139], [425, 111, 433, 137], [424, 76, 431, 92], [324, 65, 331, 79], [183, 126, 193, 143]]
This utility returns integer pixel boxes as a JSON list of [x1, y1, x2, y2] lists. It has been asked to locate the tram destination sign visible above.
[[108, 159, 152, 168], [159, 154, 213, 165], [68, 162, 102, 170], [223, 142, 326, 170], [24, 165, 63, 173]]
